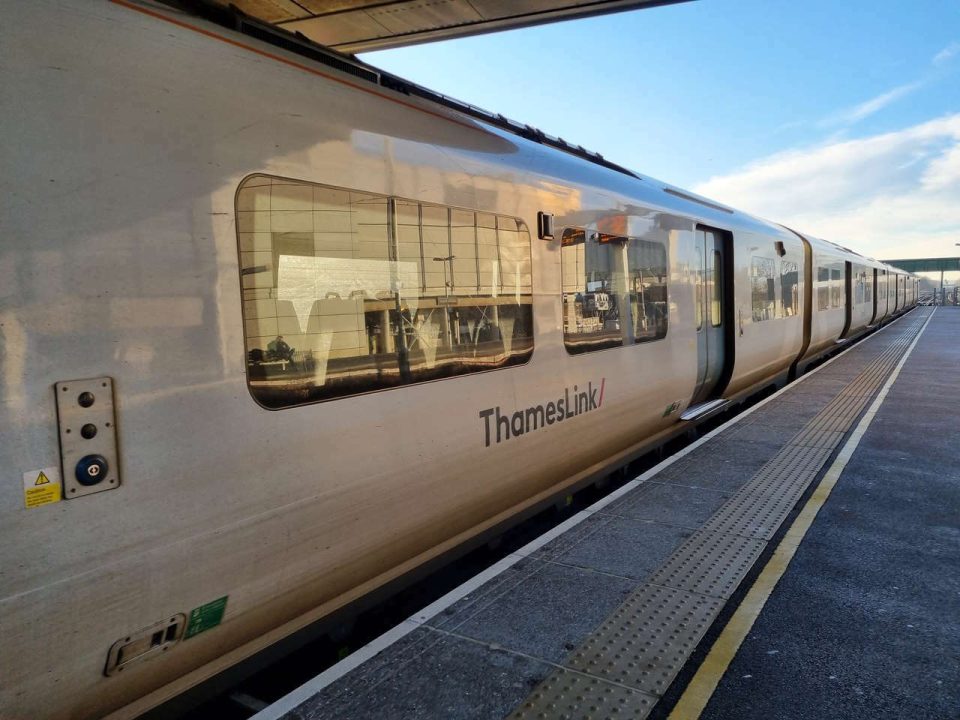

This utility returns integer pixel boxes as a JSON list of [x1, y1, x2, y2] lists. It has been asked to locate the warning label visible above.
[[23, 467, 62, 509]]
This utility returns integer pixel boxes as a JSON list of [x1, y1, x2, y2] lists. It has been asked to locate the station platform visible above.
[[252, 306, 958, 720]]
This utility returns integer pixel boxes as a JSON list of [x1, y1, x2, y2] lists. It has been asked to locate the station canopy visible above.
[[209, 0, 692, 53], [882, 257, 960, 273]]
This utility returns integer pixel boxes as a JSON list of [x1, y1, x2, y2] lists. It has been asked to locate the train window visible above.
[[830, 265, 844, 308], [561, 227, 667, 354], [780, 260, 799, 317], [694, 245, 703, 330], [627, 238, 669, 342], [710, 250, 722, 327], [864, 271, 873, 304], [236, 175, 534, 408], [750, 257, 776, 322], [817, 266, 830, 311], [816, 263, 845, 310]]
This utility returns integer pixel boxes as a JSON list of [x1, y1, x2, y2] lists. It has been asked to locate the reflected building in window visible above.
[[237, 175, 534, 408], [560, 224, 668, 354]]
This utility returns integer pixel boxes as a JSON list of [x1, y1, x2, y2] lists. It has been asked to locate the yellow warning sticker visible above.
[[23, 467, 62, 509]]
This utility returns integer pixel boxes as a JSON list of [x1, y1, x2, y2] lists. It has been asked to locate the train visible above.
[[0, 1, 920, 718]]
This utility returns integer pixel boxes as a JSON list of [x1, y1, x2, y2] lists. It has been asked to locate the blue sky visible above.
[[362, 0, 960, 276]]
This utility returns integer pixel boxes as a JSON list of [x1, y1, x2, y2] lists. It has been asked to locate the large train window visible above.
[[236, 175, 534, 408], [561, 227, 667, 354], [750, 257, 776, 321]]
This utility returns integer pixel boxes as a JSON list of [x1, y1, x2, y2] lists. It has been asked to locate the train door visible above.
[[841, 261, 852, 337], [881, 270, 890, 318], [690, 226, 727, 405]]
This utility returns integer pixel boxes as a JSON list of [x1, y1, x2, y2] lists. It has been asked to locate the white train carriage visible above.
[[0, 2, 916, 719]]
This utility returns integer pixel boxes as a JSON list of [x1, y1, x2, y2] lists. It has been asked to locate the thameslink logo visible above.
[[478, 379, 606, 447]]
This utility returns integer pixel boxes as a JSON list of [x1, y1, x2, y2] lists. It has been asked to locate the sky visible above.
[[362, 0, 960, 284]]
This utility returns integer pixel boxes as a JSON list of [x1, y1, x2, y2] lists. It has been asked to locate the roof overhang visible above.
[[883, 257, 960, 273], [205, 0, 693, 53]]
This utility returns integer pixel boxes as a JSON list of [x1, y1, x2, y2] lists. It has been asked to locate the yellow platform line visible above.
[[668, 308, 936, 720]]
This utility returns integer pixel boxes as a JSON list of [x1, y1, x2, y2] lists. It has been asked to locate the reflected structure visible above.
[[817, 262, 845, 311], [237, 175, 533, 407], [750, 256, 776, 322], [781, 260, 799, 317], [560, 226, 667, 354]]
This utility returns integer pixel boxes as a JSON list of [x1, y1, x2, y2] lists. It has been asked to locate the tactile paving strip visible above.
[[566, 584, 723, 696], [508, 310, 931, 720], [508, 670, 657, 720], [802, 406, 861, 433], [700, 446, 834, 540], [791, 426, 846, 449], [648, 530, 766, 598]]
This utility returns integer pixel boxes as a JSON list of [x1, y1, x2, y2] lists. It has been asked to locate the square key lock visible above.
[[55, 377, 120, 498]]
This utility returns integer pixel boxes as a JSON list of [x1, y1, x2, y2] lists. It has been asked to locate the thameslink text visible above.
[[478, 379, 606, 447]]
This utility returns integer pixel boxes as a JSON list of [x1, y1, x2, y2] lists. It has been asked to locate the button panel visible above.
[[55, 377, 120, 499]]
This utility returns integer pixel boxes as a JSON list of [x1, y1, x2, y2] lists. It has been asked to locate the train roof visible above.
[[176, 1, 866, 250], [802, 235, 920, 275]]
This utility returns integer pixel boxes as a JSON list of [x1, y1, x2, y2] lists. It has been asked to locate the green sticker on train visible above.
[[184, 596, 228, 639]]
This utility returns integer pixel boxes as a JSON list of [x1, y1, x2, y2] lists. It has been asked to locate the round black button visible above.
[[76, 454, 108, 486], [77, 391, 95, 408]]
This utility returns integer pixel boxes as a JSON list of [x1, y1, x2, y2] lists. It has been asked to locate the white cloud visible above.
[[815, 40, 960, 131], [933, 41, 960, 66], [824, 81, 923, 127], [693, 114, 960, 260]]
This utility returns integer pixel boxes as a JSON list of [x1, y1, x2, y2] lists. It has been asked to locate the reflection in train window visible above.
[[817, 266, 831, 311], [816, 264, 844, 310], [236, 175, 534, 408], [561, 226, 667, 354], [694, 245, 703, 330], [711, 250, 722, 327], [830, 265, 845, 308], [853, 268, 869, 305], [750, 257, 776, 322], [780, 260, 799, 317]]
